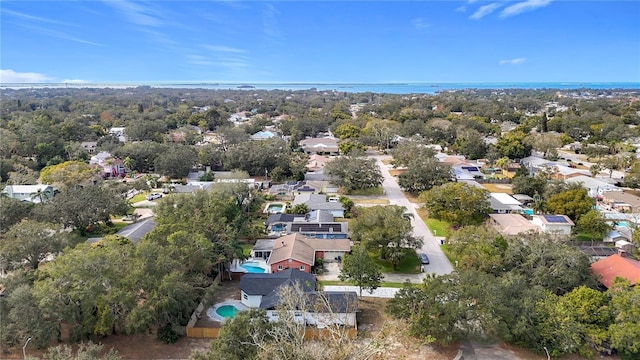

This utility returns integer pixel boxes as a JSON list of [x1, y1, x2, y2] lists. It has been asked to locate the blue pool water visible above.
[[523, 209, 534, 215], [617, 221, 628, 227], [216, 305, 238, 318], [241, 262, 266, 273], [266, 203, 284, 213]]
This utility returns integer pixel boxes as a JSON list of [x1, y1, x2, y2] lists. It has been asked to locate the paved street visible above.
[[372, 154, 454, 277]]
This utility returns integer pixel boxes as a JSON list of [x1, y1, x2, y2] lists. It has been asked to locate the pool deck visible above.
[[206, 300, 249, 322], [230, 258, 271, 273]]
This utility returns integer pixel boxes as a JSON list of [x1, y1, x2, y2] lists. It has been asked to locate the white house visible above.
[[1, 184, 56, 203], [531, 215, 575, 235]]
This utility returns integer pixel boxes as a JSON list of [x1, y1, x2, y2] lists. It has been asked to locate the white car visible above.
[[145, 193, 162, 201]]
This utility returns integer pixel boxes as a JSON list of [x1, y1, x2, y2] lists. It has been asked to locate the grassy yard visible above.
[[481, 183, 513, 194], [425, 218, 453, 238], [416, 207, 453, 238], [129, 192, 149, 203], [348, 187, 384, 196], [371, 248, 421, 274], [351, 198, 390, 205]]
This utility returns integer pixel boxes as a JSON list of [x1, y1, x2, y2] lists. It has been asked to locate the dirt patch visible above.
[[2, 336, 211, 360], [482, 183, 514, 193], [357, 297, 457, 360]]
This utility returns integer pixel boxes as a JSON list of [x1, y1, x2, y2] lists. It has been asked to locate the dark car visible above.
[[419, 253, 430, 265]]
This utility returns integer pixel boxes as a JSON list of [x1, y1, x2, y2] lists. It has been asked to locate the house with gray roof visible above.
[[293, 193, 344, 218], [266, 210, 349, 239], [239, 268, 357, 327]]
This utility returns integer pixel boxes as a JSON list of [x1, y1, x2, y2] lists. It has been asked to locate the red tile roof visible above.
[[590, 254, 640, 288]]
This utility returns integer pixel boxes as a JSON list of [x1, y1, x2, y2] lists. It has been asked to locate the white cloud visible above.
[[62, 79, 89, 84], [0, 69, 52, 83], [204, 45, 247, 54], [412, 18, 430, 29], [456, 6, 467, 12], [500, 0, 553, 18], [263, 3, 283, 42], [2, 9, 71, 26], [106, 0, 161, 27], [499, 58, 527, 65], [470, 3, 502, 20]]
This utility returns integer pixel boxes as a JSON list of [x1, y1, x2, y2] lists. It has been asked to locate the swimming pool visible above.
[[617, 221, 628, 227], [216, 305, 238, 318], [265, 202, 285, 213], [240, 261, 267, 273], [206, 301, 247, 321]]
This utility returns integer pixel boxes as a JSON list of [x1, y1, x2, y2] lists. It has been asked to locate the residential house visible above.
[[488, 214, 541, 236], [601, 191, 640, 213], [87, 218, 157, 245], [250, 130, 277, 141], [81, 141, 97, 154], [1, 184, 56, 203], [293, 193, 345, 218], [605, 230, 629, 243], [89, 151, 126, 177], [565, 175, 620, 198], [489, 193, 523, 214], [266, 210, 348, 239], [306, 154, 332, 172], [511, 194, 535, 206], [252, 233, 351, 273], [452, 164, 483, 181], [590, 253, 640, 288], [531, 215, 575, 235], [239, 269, 358, 327], [108, 127, 126, 142], [299, 136, 339, 156]]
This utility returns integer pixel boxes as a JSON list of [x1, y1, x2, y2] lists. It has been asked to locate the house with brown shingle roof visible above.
[[253, 233, 351, 273], [590, 253, 640, 288]]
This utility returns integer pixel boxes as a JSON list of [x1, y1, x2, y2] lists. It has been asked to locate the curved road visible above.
[[372, 154, 454, 278]]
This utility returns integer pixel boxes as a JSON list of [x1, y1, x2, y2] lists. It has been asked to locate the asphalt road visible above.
[[372, 154, 454, 277]]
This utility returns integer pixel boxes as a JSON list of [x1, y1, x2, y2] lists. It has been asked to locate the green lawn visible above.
[[371, 248, 421, 274], [425, 218, 452, 238], [129, 192, 148, 203], [348, 187, 384, 196]]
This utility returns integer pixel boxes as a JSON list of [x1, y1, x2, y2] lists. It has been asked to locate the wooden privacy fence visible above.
[[186, 326, 220, 338]]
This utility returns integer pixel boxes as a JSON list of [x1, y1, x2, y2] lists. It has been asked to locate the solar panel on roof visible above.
[[543, 215, 568, 223]]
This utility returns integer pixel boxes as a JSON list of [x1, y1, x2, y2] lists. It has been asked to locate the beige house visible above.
[[299, 137, 339, 155], [489, 214, 541, 236], [601, 191, 640, 213]]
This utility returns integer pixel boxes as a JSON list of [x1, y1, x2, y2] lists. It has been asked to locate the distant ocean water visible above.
[[2, 82, 639, 94]]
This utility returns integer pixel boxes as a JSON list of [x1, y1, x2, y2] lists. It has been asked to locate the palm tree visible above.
[[123, 156, 135, 173]]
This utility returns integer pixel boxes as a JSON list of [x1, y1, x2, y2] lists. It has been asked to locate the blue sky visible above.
[[1, 1, 639, 83]]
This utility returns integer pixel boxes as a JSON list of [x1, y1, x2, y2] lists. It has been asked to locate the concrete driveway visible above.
[[372, 154, 454, 278]]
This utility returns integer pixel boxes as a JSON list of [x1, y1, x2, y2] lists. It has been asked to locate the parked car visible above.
[[146, 193, 162, 201], [419, 253, 430, 265]]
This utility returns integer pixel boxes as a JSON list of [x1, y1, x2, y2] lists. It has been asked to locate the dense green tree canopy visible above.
[[419, 182, 491, 226], [350, 205, 422, 270], [339, 245, 383, 297], [545, 187, 594, 221], [397, 157, 452, 194], [324, 155, 382, 192], [1, 220, 71, 270]]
